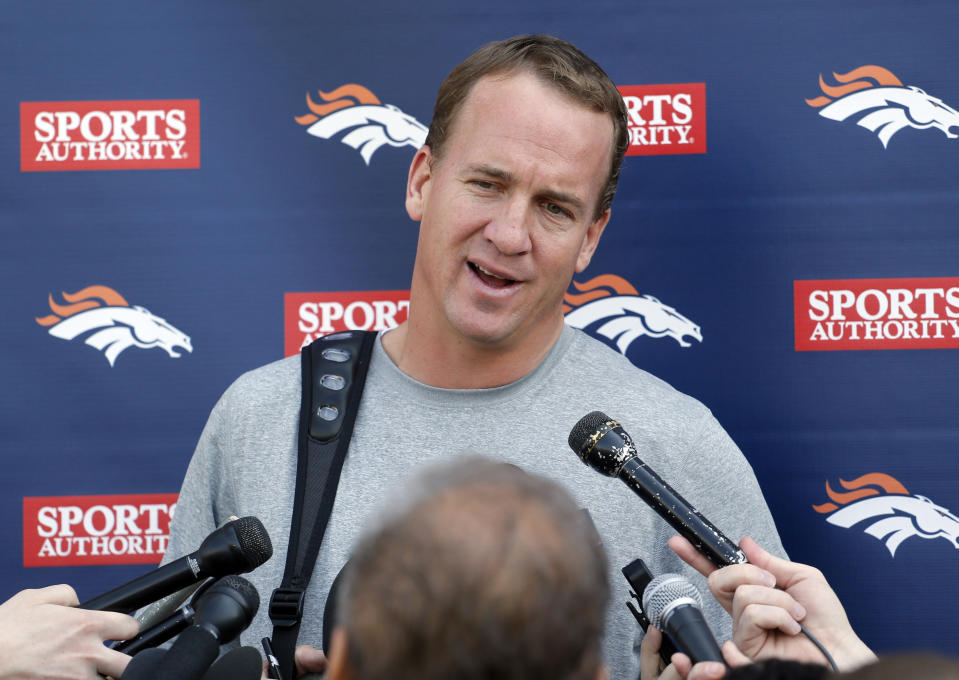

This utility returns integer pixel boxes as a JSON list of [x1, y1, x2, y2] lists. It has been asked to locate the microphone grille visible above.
[[232, 516, 273, 568], [641, 573, 703, 629], [213, 574, 261, 617], [568, 410, 613, 454]]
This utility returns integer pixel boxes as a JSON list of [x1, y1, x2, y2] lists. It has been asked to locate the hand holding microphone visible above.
[[568, 411, 746, 567]]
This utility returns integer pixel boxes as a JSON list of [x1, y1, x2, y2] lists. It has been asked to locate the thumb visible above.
[[295, 644, 328, 675]]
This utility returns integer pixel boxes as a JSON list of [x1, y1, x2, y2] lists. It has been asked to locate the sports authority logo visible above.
[[806, 66, 959, 147], [23, 493, 177, 567], [618, 83, 706, 156], [36, 285, 193, 366], [20, 100, 200, 171], [295, 84, 427, 164], [813, 473, 959, 558], [563, 274, 702, 353], [284, 290, 410, 356], [794, 277, 959, 351]]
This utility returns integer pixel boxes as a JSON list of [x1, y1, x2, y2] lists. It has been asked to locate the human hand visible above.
[[670, 535, 876, 670], [259, 644, 328, 679], [0, 584, 138, 679], [640, 625, 749, 680]]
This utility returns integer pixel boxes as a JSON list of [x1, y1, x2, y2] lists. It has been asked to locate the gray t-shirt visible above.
[[164, 325, 784, 679]]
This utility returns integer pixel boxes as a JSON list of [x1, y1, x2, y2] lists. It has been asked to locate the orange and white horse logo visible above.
[[806, 65, 959, 147], [813, 472, 959, 557], [36, 285, 192, 366], [295, 84, 427, 164], [563, 274, 702, 353]]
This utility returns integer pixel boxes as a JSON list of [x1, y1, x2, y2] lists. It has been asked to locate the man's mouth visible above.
[[469, 262, 517, 288]]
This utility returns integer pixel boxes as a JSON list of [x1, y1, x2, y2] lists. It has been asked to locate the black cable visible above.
[[799, 624, 838, 672]]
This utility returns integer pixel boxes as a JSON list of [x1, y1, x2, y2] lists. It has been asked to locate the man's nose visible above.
[[484, 197, 532, 256]]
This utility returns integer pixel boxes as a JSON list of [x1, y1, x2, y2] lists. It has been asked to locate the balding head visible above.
[[332, 457, 609, 680]]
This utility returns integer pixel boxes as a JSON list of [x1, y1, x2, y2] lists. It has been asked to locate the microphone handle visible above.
[[663, 604, 725, 664], [114, 605, 195, 655], [80, 553, 202, 613], [618, 457, 746, 567]]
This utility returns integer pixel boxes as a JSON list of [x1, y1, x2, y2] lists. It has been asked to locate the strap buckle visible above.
[[269, 587, 305, 628]]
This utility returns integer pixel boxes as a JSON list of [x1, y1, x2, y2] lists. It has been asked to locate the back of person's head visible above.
[[834, 653, 959, 680], [425, 34, 628, 220], [334, 457, 609, 680], [724, 658, 830, 680]]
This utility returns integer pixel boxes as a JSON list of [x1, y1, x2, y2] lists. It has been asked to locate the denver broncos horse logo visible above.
[[563, 274, 702, 353], [806, 65, 959, 148], [813, 472, 959, 557], [295, 84, 428, 164], [36, 285, 192, 366]]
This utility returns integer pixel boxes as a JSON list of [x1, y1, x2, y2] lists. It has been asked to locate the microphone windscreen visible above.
[[232, 517, 273, 569], [120, 647, 167, 680], [568, 410, 611, 453], [642, 574, 704, 628], [199, 646, 263, 680]]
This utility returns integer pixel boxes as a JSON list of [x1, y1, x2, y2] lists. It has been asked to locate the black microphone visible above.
[[568, 412, 746, 567], [120, 647, 167, 679], [80, 516, 273, 613], [199, 646, 263, 680], [115, 604, 195, 655], [643, 573, 724, 665], [153, 575, 260, 680]]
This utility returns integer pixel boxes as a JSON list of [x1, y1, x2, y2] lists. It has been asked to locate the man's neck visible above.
[[381, 320, 563, 389]]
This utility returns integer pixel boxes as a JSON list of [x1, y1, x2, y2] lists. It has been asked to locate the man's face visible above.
[[406, 70, 613, 353]]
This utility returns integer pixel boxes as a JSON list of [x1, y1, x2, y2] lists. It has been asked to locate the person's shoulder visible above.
[[218, 353, 301, 407], [562, 327, 709, 417]]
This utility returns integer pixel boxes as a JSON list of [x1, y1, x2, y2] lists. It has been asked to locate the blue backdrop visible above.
[[3, 0, 957, 660]]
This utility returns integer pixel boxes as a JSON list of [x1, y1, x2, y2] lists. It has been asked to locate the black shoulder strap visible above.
[[268, 330, 376, 680]]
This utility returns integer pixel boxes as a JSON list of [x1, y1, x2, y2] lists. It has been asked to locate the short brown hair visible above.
[[425, 34, 628, 221], [338, 457, 609, 680]]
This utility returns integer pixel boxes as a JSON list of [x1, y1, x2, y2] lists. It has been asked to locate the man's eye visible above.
[[544, 202, 570, 218], [472, 180, 495, 190]]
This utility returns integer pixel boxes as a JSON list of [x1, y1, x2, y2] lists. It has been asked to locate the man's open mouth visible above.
[[469, 262, 517, 288]]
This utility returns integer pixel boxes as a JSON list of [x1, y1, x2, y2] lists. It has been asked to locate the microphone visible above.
[[643, 573, 724, 665], [199, 646, 263, 680], [120, 647, 167, 679], [81, 516, 273, 613], [568, 411, 746, 567], [153, 575, 260, 680], [115, 603, 195, 655]]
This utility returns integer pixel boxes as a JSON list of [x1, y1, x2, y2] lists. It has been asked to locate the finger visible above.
[[295, 644, 328, 674], [261, 658, 270, 680], [669, 536, 718, 578], [721, 641, 751, 668], [660, 661, 686, 680], [35, 583, 80, 607], [97, 648, 134, 680], [672, 652, 693, 677], [735, 602, 803, 643], [739, 537, 817, 589], [707, 564, 775, 610], [685, 660, 727, 680], [88, 610, 140, 641], [639, 626, 665, 680], [731, 584, 806, 624]]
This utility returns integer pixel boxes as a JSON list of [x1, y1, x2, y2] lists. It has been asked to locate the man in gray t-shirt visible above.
[[164, 34, 785, 679]]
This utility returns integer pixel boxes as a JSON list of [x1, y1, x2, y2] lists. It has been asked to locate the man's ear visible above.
[[406, 145, 434, 221], [575, 208, 611, 273], [326, 627, 351, 680]]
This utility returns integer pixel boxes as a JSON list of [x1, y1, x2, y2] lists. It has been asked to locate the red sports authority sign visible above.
[[23, 493, 178, 567], [284, 290, 410, 357], [20, 99, 200, 171], [618, 83, 706, 156], [794, 277, 959, 351]]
